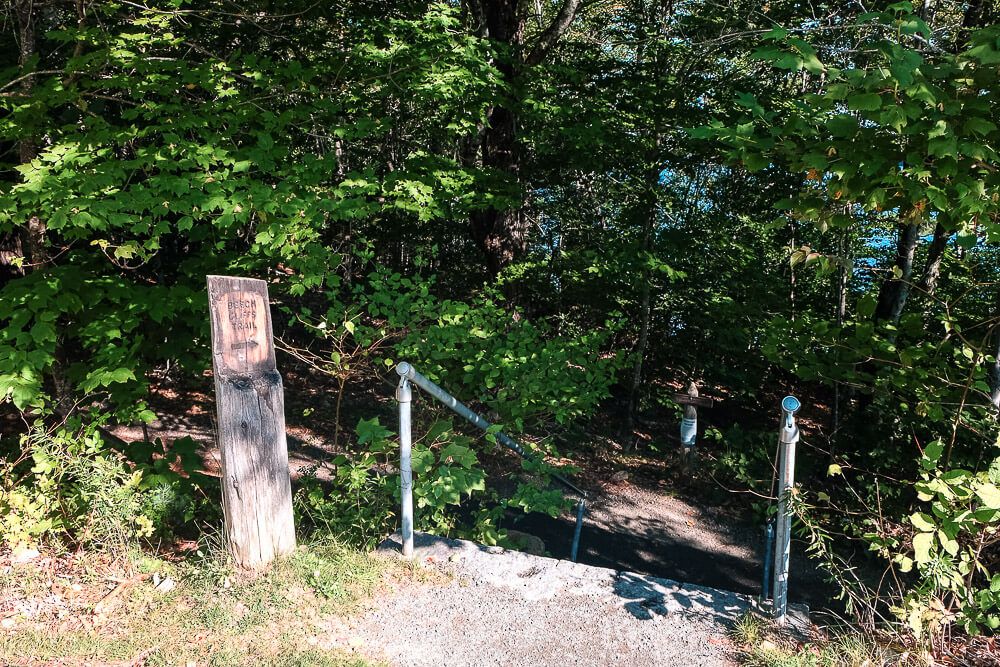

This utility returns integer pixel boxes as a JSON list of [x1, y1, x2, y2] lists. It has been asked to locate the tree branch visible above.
[[524, 0, 582, 66], [0, 70, 68, 94]]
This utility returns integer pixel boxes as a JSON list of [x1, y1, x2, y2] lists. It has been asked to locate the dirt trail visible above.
[[514, 473, 830, 608]]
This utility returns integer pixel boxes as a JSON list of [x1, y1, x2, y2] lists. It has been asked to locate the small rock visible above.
[[611, 470, 629, 482], [11, 547, 40, 564], [504, 530, 546, 556], [154, 577, 176, 593], [1, 617, 15, 629]]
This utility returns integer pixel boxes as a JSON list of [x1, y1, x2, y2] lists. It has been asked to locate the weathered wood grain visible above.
[[207, 275, 295, 569]]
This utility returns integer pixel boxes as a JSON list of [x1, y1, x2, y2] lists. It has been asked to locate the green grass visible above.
[[730, 612, 905, 667], [0, 539, 391, 667]]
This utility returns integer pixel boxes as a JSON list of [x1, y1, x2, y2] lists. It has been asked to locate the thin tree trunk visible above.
[[874, 221, 920, 325], [831, 228, 849, 442], [917, 222, 951, 297], [626, 197, 654, 432], [991, 330, 1000, 410], [990, 291, 1000, 410], [15, 0, 73, 417], [789, 223, 797, 321], [15, 0, 48, 268]]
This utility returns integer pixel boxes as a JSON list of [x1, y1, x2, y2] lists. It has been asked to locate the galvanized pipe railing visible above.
[[396, 373, 415, 558], [395, 361, 588, 561], [759, 519, 774, 605], [772, 395, 800, 625]]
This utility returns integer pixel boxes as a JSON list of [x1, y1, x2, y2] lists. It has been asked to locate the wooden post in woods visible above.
[[207, 275, 295, 569], [674, 383, 713, 459]]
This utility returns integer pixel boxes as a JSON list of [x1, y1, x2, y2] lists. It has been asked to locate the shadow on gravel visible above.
[[513, 510, 832, 608], [614, 572, 745, 623]]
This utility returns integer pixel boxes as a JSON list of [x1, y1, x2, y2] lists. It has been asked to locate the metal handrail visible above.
[[772, 395, 800, 625], [395, 361, 587, 561]]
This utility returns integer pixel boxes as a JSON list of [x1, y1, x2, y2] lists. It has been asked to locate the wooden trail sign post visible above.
[[674, 382, 713, 456], [207, 275, 295, 569]]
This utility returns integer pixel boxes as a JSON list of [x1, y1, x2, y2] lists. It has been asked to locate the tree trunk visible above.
[[626, 191, 655, 431], [467, 0, 582, 278], [874, 221, 920, 325], [13, 0, 47, 271], [958, 0, 990, 50], [468, 0, 525, 276], [831, 228, 850, 440], [989, 290, 1000, 411], [917, 222, 951, 297], [470, 109, 528, 275]]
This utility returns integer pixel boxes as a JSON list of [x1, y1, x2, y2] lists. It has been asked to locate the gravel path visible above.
[[330, 533, 812, 667]]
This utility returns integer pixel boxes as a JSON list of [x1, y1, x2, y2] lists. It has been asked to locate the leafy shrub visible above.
[[296, 415, 576, 548], [794, 446, 1000, 645], [883, 444, 1000, 638], [0, 420, 209, 553], [294, 419, 398, 549], [312, 267, 625, 431]]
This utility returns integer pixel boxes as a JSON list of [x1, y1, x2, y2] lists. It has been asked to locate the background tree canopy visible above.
[[3, 0, 1000, 649]]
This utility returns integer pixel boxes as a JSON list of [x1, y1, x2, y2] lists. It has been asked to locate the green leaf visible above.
[[910, 512, 935, 532], [411, 447, 435, 474], [827, 115, 859, 136], [913, 531, 935, 564], [938, 530, 959, 556], [847, 93, 882, 112], [976, 482, 1000, 509], [964, 118, 996, 136], [109, 368, 135, 384], [356, 417, 392, 445], [857, 295, 877, 318]]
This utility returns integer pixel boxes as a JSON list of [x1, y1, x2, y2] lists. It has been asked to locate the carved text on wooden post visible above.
[[207, 275, 295, 569]]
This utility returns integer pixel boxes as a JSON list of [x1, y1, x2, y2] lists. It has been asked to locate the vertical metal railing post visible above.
[[397, 375, 414, 558], [570, 498, 586, 562], [772, 395, 800, 625], [760, 520, 774, 605]]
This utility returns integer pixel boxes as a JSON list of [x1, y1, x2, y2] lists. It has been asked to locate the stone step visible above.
[[377, 531, 811, 634]]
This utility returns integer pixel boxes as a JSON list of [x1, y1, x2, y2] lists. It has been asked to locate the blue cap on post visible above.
[[781, 395, 800, 415]]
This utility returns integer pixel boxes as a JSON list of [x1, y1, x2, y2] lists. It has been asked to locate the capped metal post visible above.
[[772, 395, 800, 624], [397, 374, 414, 558]]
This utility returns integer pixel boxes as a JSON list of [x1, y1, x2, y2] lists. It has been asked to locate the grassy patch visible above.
[[730, 612, 907, 667], [0, 539, 393, 666]]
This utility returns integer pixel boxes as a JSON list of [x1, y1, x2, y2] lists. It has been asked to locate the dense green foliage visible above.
[[3, 0, 1000, 650]]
